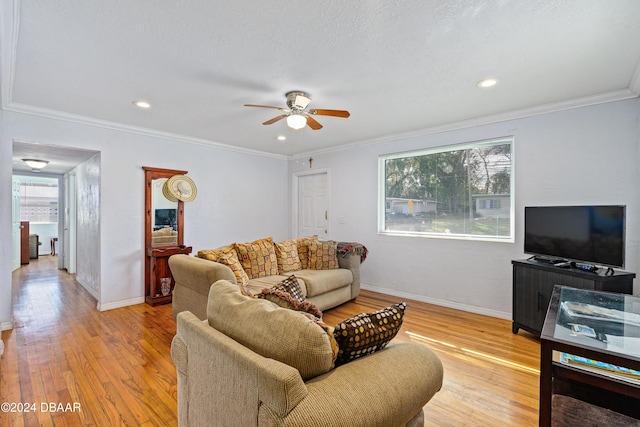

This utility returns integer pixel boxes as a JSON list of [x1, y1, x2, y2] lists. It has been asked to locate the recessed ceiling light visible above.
[[477, 78, 499, 88], [133, 100, 151, 109], [276, 135, 287, 141]]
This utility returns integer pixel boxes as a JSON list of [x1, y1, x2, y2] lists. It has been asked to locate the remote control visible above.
[[574, 263, 598, 273]]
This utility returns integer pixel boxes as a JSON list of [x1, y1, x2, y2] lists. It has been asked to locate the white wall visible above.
[[0, 111, 13, 330], [289, 98, 640, 319], [0, 110, 289, 326], [75, 153, 101, 299]]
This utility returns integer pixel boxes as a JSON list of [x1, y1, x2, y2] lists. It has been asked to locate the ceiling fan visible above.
[[244, 91, 350, 130]]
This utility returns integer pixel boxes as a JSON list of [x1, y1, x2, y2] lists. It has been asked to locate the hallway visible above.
[[0, 256, 178, 427]]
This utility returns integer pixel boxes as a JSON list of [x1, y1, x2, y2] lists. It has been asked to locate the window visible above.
[[379, 137, 513, 241], [19, 181, 59, 223]]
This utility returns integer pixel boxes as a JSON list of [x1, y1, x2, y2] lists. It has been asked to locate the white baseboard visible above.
[[97, 297, 145, 312], [75, 276, 99, 300], [0, 321, 13, 331], [360, 284, 511, 320]]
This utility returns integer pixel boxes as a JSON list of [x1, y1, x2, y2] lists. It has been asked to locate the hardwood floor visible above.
[[1, 256, 541, 426]]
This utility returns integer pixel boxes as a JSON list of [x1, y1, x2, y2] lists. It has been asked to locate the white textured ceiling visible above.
[[2, 0, 640, 158]]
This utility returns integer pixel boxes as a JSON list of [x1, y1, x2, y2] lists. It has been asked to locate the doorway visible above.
[[293, 170, 330, 239], [12, 175, 62, 270]]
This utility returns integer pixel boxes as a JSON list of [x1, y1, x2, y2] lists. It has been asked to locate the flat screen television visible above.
[[524, 205, 625, 268], [154, 208, 177, 229]]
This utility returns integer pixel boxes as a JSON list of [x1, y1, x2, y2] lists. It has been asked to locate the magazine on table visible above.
[[561, 301, 640, 327], [558, 352, 640, 385]]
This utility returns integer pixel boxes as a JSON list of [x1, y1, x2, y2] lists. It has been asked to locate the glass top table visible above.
[[539, 286, 640, 426]]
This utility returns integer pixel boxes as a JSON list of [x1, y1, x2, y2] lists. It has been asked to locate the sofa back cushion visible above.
[[207, 280, 335, 380]]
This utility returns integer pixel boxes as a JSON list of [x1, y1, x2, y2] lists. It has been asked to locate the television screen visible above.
[[154, 208, 177, 229], [524, 205, 625, 268]]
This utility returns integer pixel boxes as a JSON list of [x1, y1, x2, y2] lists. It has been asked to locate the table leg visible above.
[[539, 339, 553, 427]]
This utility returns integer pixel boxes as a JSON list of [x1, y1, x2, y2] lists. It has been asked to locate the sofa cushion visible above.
[[274, 240, 303, 274], [295, 269, 353, 297], [308, 240, 339, 270], [207, 280, 336, 380], [333, 302, 406, 366], [295, 235, 318, 269], [234, 237, 278, 279]]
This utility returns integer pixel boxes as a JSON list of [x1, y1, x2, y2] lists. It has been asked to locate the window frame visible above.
[[378, 136, 515, 242]]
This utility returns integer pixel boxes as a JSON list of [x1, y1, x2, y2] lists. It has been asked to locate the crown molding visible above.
[[290, 88, 639, 160], [4, 102, 288, 160]]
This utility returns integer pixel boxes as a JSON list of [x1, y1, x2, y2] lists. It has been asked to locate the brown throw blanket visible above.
[[337, 242, 368, 263]]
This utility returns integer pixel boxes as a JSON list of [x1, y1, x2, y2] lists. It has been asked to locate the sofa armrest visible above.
[[169, 254, 237, 320], [337, 252, 361, 300], [173, 311, 309, 426], [265, 342, 443, 427]]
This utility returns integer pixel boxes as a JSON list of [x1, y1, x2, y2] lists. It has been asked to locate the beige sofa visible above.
[[171, 280, 444, 427], [169, 237, 363, 320]]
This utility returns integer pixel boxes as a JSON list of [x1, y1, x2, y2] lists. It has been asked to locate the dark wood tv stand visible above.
[[511, 259, 635, 336]]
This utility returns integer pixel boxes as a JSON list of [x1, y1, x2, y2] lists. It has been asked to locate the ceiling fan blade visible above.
[[244, 104, 289, 112], [305, 115, 323, 130], [263, 114, 288, 125], [309, 109, 350, 118]]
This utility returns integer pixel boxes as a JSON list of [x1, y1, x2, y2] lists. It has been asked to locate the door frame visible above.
[[291, 168, 330, 239]]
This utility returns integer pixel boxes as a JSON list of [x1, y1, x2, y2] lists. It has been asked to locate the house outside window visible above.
[[379, 137, 514, 241]]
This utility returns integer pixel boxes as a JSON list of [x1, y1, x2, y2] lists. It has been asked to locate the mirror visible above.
[[143, 166, 186, 250], [151, 177, 178, 246]]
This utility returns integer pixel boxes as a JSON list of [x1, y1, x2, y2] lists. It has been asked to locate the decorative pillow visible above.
[[217, 251, 250, 285], [273, 275, 306, 301], [295, 235, 318, 269], [333, 302, 407, 366], [257, 287, 322, 319], [208, 280, 336, 379], [197, 246, 250, 285], [196, 244, 235, 261], [308, 240, 339, 270], [234, 237, 278, 279], [274, 240, 303, 274]]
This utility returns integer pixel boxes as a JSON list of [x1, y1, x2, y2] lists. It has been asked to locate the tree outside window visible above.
[[379, 137, 513, 240]]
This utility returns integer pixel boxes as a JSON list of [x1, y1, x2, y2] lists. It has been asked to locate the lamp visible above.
[[22, 159, 49, 171], [286, 114, 307, 130]]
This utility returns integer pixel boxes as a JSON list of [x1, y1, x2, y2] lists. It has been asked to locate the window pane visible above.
[[20, 182, 59, 223], [380, 138, 513, 240]]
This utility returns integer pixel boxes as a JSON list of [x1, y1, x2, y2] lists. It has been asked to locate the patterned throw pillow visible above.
[[272, 275, 306, 301], [295, 235, 318, 269], [274, 240, 302, 274], [257, 287, 322, 319], [217, 251, 250, 285], [234, 237, 278, 279], [196, 245, 235, 261], [197, 246, 250, 285], [308, 240, 339, 270], [333, 302, 407, 366]]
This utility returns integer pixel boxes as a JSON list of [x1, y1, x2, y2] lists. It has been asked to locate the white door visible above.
[[11, 177, 21, 271], [297, 172, 329, 238]]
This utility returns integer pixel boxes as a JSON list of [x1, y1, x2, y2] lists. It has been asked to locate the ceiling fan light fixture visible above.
[[22, 159, 49, 169], [286, 114, 307, 130]]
